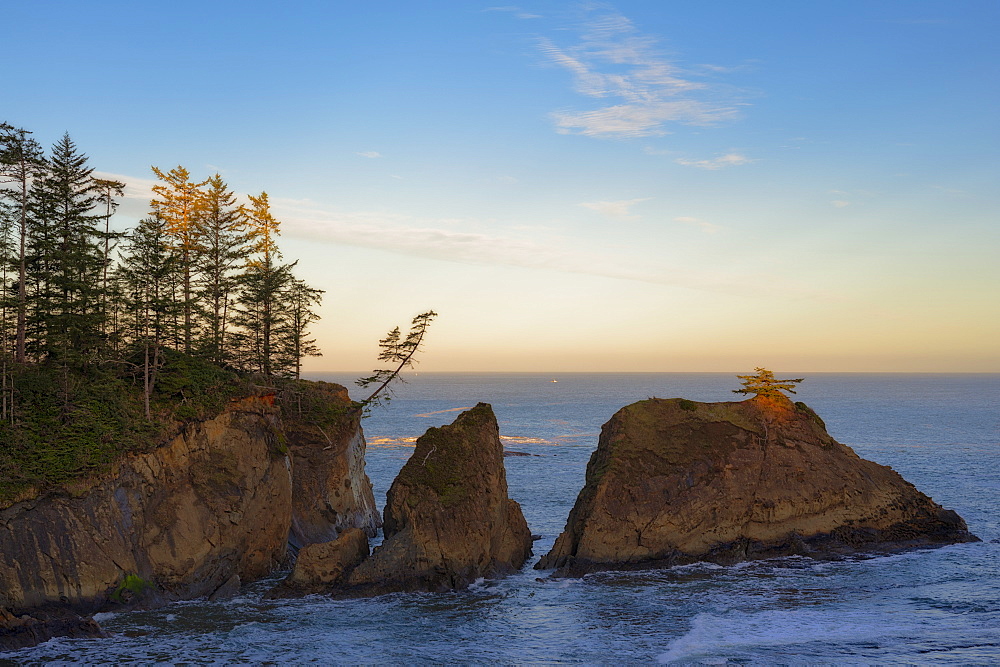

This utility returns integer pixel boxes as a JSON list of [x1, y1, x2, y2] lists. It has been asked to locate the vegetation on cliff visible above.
[[0, 122, 335, 504], [1, 124, 437, 494]]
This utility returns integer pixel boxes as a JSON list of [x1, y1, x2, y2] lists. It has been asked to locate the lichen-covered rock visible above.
[[0, 395, 291, 614], [268, 528, 370, 598], [341, 403, 532, 596], [538, 395, 977, 575], [284, 381, 381, 548]]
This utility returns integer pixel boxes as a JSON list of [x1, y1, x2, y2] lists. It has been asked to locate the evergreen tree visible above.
[[233, 192, 289, 377], [0, 124, 47, 363], [733, 368, 804, 398], [193, 174, 246, 365], [150, 165, 205, 354], [117, 214, 182, 417], [356, 310, 437, 412], [93, 178, 126, 340], [25, 134, 104, 362], [274, 275, 323, 379]]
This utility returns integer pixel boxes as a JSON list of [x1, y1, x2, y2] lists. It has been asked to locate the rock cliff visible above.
[[538, 395, 977, 575], [284, 382, 380, 548], [0, 394, 290, 615], [339, 403, 532, 596], [0, 381, 379, 650]]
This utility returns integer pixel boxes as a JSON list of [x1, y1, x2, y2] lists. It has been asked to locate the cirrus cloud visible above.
[[539, 7, 741, 138]]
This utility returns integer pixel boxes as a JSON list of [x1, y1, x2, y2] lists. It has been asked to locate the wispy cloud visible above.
[[269, 198, 826, 299], [356, 151, 382, 159], [831, 200, 850, 208], [92, 169, 824, 300], [674, 216, 721, 234], [539, 7, 740, 138], [580, 197, 650, 220], [675, 153, 752, 170], [484, 6, 541, 19]]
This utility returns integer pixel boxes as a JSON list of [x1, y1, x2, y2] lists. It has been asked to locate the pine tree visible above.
[[233, 192, 291, 378], [0, 124, 47, 363], [356, 310, 437, 412], [733, 368, 804, 398], [194, 174, 246, 365], [150, 166, 205, 354], [117, 214, 183, 417], [93, 178, 126, 341], [274, 276, 323, 379], [25, 134, 104, 362]]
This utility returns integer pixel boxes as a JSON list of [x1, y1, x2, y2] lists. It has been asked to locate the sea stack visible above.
[[538, 395, 977, 575], [339, 403, 532, 596]]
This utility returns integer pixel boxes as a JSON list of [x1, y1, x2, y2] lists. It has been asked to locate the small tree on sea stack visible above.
[[733, 367, 804, 399]]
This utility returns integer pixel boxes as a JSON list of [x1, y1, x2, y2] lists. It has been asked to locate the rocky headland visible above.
[[0, 381, 378, 649], [538, 394, 977, 575]]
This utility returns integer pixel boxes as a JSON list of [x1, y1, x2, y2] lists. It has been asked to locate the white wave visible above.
[[656, 608, 906, 663]]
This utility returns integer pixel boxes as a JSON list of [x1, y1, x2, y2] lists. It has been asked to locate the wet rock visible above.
[[207, 574, 241, 602], [340, 403, 532, 596], [268, 528, 370, 598], [539, 395, 978, 575], [0, 606, 107, 651]]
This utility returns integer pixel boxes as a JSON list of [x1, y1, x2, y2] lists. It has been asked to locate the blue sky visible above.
[[5, 1, 998, 371]]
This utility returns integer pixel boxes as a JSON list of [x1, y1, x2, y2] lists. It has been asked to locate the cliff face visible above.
[[285, 382, 380, 548], [0, 395, 291, 614], [539, 395, 977, 574], [0, 380, 380, 648], [341, 403, 532, 596]]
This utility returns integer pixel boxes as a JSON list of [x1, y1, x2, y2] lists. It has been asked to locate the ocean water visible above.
[[4, 372, 999, 665]]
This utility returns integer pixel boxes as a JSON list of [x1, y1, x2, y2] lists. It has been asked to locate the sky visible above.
[[4, 1, 998, 372]]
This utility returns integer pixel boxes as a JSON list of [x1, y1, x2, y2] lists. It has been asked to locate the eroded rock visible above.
[[284, 382, 381, 548], [0, 395, 291, 615], [341, 403, 532, 596], [268, 527, 370, 597], [538, 395, 977, 575]]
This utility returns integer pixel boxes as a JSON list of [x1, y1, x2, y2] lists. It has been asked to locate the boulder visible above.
[[538, 395, 977, 575], [341, 403, 532, 596], [268, 528, 370, 597]]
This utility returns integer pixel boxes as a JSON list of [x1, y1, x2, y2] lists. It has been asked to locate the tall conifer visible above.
[[150, 166, 205, 354], [0, 124, 47, 362], [194, 174, 246, 365]]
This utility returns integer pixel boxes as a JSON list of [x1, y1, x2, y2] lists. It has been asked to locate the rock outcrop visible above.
[[538, 395, 977, 575], [338, 403, 532, 596], [0, 395, 291, 615], [1, 606, 107, 651], [0, 381, 380, 649], [285, 382, 381, 548], [268, 528, 370, 598]]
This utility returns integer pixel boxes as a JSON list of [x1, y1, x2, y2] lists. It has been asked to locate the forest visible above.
[[0, 122, 325, 499]]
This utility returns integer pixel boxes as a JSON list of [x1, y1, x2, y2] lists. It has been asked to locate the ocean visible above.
[[4, 372, 999, 664]]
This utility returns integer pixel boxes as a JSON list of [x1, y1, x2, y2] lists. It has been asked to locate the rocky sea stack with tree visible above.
[[538, 369, 978, 576]]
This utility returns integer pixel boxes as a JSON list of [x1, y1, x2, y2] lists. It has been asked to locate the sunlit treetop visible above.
[[733, 367, 804, 399]]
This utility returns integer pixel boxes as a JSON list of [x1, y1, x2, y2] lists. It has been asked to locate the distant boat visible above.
[[551, 379, 558, 383]]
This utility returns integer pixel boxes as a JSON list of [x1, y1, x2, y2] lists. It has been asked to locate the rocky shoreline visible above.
[[0, 386, 977, 651]]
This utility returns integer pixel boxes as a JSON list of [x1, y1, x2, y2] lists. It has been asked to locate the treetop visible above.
[[733, 367, 804, 398]]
